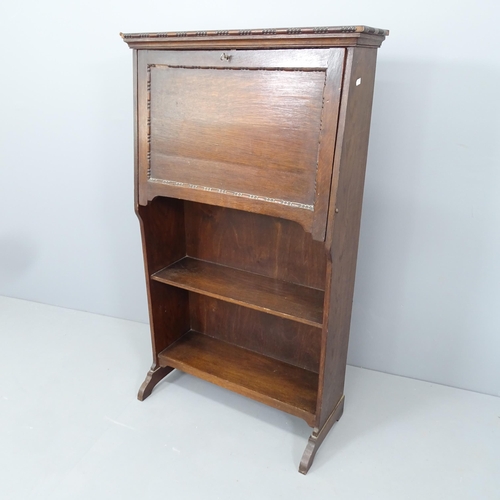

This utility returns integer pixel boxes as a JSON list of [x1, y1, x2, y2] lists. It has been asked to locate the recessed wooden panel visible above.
[[149, 66, 325, 206], [184, 202, 327, 290]]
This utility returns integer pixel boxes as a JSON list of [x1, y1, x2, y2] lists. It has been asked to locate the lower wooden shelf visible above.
[[158, 330, 318, 426]]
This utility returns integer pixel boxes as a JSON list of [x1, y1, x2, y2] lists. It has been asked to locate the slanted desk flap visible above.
[[137, 48, 344, 240]]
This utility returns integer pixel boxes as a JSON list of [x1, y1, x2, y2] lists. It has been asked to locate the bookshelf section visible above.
[[158, 330, 318, 425], [151, 257, 324, 328]]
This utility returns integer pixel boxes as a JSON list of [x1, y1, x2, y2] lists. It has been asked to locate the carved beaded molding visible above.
[[146, 65, 153, 179], [149, 178, 315, 211], [121, 26, 389, 40]]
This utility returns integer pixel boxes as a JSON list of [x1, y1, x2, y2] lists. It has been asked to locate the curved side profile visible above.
[[299, 395, 345, 474], [137, 364, 174, 401]]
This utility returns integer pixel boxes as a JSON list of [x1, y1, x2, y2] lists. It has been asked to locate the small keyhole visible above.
[[356, 78, 362, 86]]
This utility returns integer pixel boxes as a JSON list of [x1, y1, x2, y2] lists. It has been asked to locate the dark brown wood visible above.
[[299, 395, 344, 474], [121, 26, 389, 39], [316, 47, 379, 430], [151, 257, 324, 327], [136, 197, 190, 362], [136, 48, 345, 239], [121, 26, 388, 50], [124, 25, 387, 474], [184, 202, 327, 290], [137, 364, 175, 401], [311, 48, 345, 240], [190, 294, 321, 373], [150, 67, 324, 202], [158, 331, 318, 425]]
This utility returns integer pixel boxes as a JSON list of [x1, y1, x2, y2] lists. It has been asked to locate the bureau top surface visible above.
[[121, 25, 389, 49]]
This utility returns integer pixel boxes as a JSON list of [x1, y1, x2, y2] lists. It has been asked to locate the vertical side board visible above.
[[134, 53, 190, 363], [137, 198, 190, 362], [316, 47, 379, 429]]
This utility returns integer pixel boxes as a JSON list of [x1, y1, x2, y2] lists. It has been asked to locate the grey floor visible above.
[[1, 296, 498, 499]]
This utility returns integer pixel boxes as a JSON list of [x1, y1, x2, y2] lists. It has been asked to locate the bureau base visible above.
[[137, 364, 345, 474]]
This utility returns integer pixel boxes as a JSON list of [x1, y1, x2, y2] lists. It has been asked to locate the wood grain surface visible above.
[[152, 257, 324, 327], [150, 67, 325, 206], [136, 197, 190, 360], [317, 47, 379, 429], [136, 49, 344, 239], [121, 26, 388, 50], [184, 201, 327, 290], [190, 294, 322, 373], [158, 330, 318, 425], [126, 27, 388, 473]]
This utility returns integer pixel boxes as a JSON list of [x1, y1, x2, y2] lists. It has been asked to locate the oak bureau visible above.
[[121, 25, 388, 473]]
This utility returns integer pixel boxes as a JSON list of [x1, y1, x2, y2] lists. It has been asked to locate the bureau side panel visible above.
[[316, 47, 379, 428]]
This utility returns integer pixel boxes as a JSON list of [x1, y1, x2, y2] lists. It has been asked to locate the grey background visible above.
[[1, 0, 498, 396]]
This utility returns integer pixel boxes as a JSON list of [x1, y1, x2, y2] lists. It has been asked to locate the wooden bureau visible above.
[[121, 25, 388, 473]]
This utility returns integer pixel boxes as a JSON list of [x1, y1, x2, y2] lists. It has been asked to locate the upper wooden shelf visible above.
[[151, 257, 324, 328], [121, 25, 388, 49]]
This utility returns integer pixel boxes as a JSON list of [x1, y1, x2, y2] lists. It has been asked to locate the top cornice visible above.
[[120, 26, 389, 50]]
